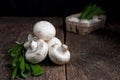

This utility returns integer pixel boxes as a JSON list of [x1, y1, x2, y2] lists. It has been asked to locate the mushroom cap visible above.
[[33, 21, 56, 41], [49, 44, 71, 65], [47, 37, 62, 48]]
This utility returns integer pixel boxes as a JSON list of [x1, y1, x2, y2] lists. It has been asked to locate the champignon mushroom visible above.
[[33, 21, 56, 41], [25, 39, 48, 64], [47, 37, 62, 48], [24, 33, 38, 49], [48, 44, 71, 65]]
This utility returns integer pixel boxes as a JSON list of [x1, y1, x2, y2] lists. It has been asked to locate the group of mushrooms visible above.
[[24, 21, 71, 65]]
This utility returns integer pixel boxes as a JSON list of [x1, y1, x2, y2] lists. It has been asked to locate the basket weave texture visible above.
[[65, 13, 106, 35]]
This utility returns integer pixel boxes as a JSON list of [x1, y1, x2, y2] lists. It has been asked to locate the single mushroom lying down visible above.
[[25, 39, 48, 64], [49, 44, 71, 65]]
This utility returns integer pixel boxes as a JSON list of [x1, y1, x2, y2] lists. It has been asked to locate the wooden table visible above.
[[0, 17, 120, 80]]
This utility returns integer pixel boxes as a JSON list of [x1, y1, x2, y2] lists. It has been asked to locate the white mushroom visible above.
[[25, 39, 48, 64], [24, 33, 38, 49], [33, 21, 56, 41], [49, 44, 71, 65], [24, 21, 71, 65], [47, 37, 62, 48]]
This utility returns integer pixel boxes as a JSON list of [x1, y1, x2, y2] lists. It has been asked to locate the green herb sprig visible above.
[[8, 42, 44, 80], [78, 4, 105, 20]]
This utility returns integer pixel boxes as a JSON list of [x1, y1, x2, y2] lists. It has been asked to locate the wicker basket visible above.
[[65, 13, 106, 35]]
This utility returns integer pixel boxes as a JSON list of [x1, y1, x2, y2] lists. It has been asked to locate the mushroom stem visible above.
[[62, 44, 68, 52], [30, 40, 37, 51]]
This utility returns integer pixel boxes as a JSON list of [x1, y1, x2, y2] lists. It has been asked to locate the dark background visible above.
[[0, 0, 120, 21]]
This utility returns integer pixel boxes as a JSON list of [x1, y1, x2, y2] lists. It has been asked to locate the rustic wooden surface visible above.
[[66, 28, 120, 80], [0, 17, 120, 80]]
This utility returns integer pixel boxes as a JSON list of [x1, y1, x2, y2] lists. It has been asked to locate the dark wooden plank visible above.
[[66, 27, 120, 80], [0, 17, 66, 80]]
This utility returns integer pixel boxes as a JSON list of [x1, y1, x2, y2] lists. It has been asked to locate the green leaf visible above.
[[12, 65, 19, 80], [9, 42, 44, 79], [25, 63, 31, 73], [30, 64, 44, 76], [19, 55, 26, 78], [21, 63, 31, 78], [9, 46, 19, 57], [79, 4, 92, 19], [8, 44, 19, 53], [20, 56, 25, 72], [79, 4, 105, 20], [12, 56, 19, 67], [21, 72, 28, 79], [16, 73, 20, 79], [9, 43, 23, 57]]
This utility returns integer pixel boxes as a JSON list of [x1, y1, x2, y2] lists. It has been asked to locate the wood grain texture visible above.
[[66, 28, 120, 80], [0, 17, 65, 80], [0, 17, 120, 80]]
